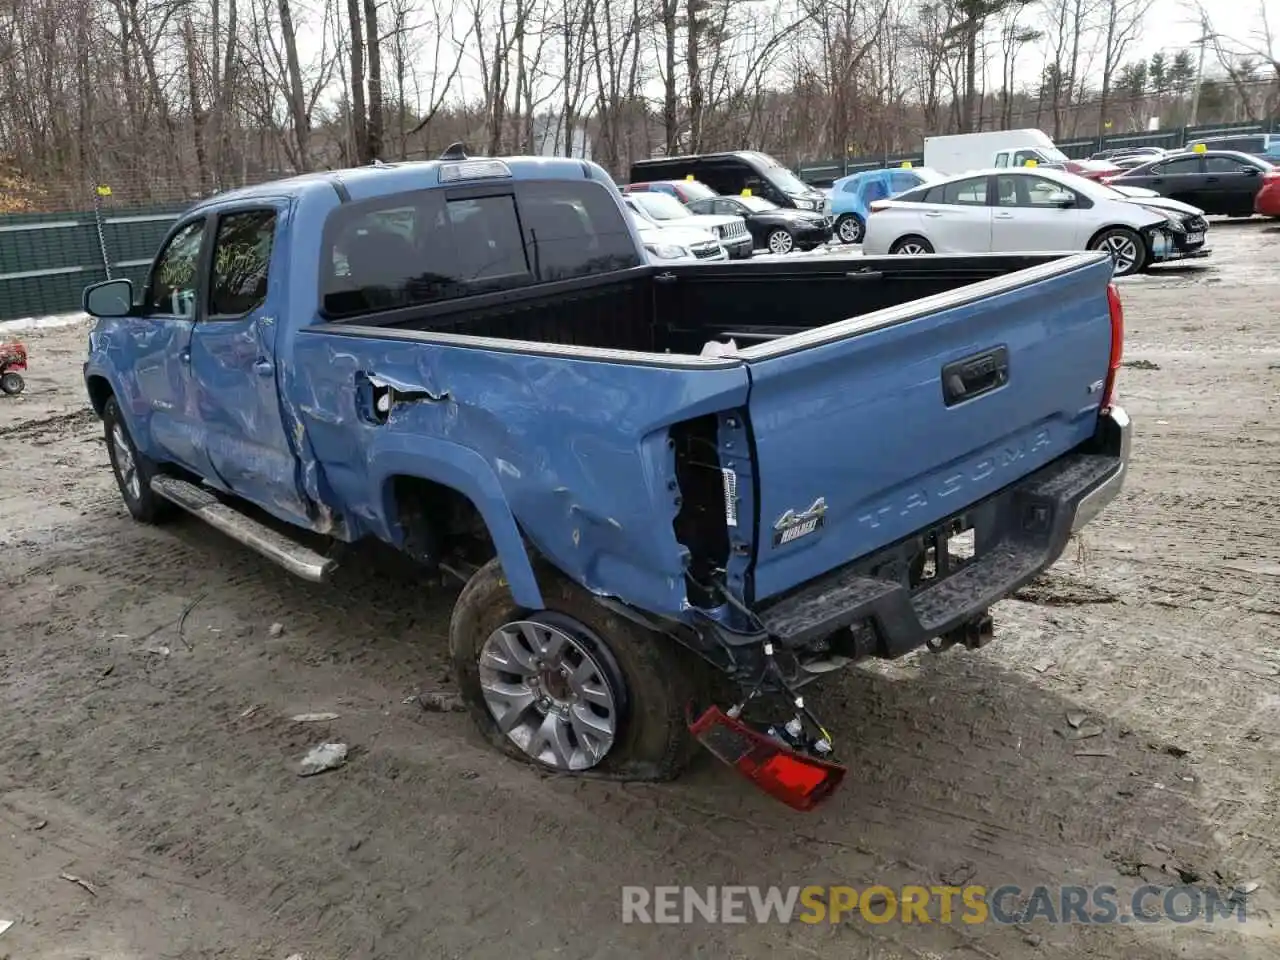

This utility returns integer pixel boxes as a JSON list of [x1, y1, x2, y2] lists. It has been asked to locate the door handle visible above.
[[253, 359, 275, 377], [995, 212, 1014, 219], [924, 211, 943, 218], [1205, 177, 1219, 183]]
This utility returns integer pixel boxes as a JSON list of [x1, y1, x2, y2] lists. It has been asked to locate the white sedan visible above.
[[862, 167, 1209, 276]]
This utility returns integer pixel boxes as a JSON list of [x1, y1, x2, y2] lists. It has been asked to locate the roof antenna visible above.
[[439, 141, 469, 161]]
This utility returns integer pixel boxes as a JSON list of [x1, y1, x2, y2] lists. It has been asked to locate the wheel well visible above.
[[86, 375, 114, 415], [1087, 224, 1142, 249], [388, 475, 494, 569], [891, 234, 929, 250]]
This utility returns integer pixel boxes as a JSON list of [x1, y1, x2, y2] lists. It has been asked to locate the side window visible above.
[[148, 219, 205, 317], [941, 177, 988, 206], [445, 195, 529, 283], [1012, 150, 1040, 167], [1154, 157, 1200, 175], [208, 210, 276, 317], [517, 181, 643, 281], [861, 179, 890, 204], [889, 172, 919, 193], [994, 153, 1010, 168], [1022, 176, 1070, 206], [1204, 156, 1249, 173]]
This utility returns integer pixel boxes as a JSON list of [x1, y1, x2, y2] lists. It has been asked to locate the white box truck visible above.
[[923, 129, 1071, 175]]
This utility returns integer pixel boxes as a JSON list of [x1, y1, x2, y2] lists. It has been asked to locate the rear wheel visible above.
[[450, 558, 703, 781], [1089, 226, 1146, 277], [0, 371, 23, 395], [835, 214, 865, 244], [890, 236, 934, 255], [103, 397, 175, 524], [766, 229, 795, 255]]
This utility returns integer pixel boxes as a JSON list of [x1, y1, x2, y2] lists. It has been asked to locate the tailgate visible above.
[[741, 254, 1115, 603]]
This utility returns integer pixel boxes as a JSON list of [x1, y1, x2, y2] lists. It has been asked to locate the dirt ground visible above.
[[1, 224, 1278, 960]]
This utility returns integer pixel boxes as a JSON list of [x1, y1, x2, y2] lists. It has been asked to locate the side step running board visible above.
[[150, 475, 336, 583]]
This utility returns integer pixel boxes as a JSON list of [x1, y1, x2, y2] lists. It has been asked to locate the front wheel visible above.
[[102, 397, 175, 524], [450, 558, 703, 781], [0, 371, 24, 395], [890, 236, 934, 255], [1089, 227, 1146, 277], [766, 229, 795, 255], [835, 214, 865, 244]]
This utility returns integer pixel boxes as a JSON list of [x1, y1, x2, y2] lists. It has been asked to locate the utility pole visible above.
[[1189, 15, 1212, 128]]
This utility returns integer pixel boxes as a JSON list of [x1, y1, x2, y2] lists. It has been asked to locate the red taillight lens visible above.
[[689, 705, 846, 811], [869, 200, 890, 214], [1102, 282, 1125, 410]]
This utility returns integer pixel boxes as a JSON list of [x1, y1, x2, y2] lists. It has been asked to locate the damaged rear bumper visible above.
[[755, 406, 1131, 657]]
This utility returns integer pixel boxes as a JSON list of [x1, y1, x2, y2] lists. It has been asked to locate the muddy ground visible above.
[[1, 224, 1278, 959]]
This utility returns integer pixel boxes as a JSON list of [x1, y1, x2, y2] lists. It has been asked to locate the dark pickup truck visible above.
[[82, 152, 1130, 810]]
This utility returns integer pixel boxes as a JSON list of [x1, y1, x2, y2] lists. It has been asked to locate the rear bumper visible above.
[[757, 406, 1131, 657]]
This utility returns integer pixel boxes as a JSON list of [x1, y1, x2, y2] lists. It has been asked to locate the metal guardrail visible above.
[[798, 119, 1278, 185]]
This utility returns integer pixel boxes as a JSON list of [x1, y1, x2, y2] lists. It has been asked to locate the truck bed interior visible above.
[[326, 254, 1070, 355]]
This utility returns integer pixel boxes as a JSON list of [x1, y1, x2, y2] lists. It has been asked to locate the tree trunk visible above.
[[662, 0, 678, 154], [183, 18, 212, 194], [685, 0, 702, 152], [347, 0, 368, 163], [276, 0, 311, 170], [363, 0, 383, 161]]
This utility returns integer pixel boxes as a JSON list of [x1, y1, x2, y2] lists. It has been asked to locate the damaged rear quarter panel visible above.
[[290, 328, 751, 616]]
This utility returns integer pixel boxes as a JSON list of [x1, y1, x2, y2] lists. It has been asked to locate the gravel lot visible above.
[[1, 223, 1278, 959]]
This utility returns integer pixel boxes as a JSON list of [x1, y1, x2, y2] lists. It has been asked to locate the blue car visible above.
[[830, 166, 943, 244]]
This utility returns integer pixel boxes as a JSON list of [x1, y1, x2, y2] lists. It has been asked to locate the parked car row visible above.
[[1104, 149, 1280, 218], [619, 151, 839, 260]]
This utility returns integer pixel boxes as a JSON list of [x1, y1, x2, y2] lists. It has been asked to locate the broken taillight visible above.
[[1102, 281, 1125, 411], [689, 706, 846, 811], [868, 200, 890, 214]]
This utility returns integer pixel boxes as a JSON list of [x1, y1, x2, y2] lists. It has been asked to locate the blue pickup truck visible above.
[[81, 151, 1130, 810]]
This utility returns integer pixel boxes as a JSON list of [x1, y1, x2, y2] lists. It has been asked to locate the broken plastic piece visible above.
[[688, 706, 845, 811]]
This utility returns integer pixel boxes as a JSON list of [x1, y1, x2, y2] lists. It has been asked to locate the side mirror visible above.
[[1048, 192, 1076, 208], [83, 278, 135, 318]]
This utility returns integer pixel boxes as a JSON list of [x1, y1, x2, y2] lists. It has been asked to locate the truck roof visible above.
[[186, 156, 609, 212]]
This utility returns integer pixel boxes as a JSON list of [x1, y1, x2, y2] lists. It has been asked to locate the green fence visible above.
[[0, 202, 186, 322], [798, 119, 1280, 185]]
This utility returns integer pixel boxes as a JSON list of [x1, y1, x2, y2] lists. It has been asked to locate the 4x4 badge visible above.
[[773, 497, 827, 546]]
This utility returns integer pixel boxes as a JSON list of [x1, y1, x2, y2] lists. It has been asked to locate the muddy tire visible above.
[[103, 397, 175, 524], [0, 371, 23, 395], [450, 558, 703, 781]]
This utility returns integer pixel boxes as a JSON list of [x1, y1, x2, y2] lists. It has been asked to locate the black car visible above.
[[1109, 150, 1273, 217], [1090, 146, 1165, 162], [686, 195, 833, 254]]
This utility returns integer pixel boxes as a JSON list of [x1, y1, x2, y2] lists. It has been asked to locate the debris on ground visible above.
[[1066, 711, 1087, 728], [1122, 359, 1161, 370], [1231, 879, 1261, 901], [417, 692, 466, 713], [0, 919, 12, 937], [291, 712, 340, 723], [298, 742, 349, 777], [59, 872, 98, 896], [239, 704, 261, 719], [268, 622, 285, 638], [142, 645, 171, 657]]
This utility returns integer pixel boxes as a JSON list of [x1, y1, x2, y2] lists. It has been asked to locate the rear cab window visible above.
[[321, 179, 642, 320]]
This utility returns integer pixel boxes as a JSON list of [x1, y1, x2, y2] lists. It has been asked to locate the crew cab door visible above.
[[187, 203, 313, 526], [990, 173, 1087, 251], [126, 216, 213, 476]]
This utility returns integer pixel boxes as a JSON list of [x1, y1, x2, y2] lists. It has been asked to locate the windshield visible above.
[[741, 151, 812, 195], [738, 196, 779, 212], [678, 181, 717, 201], [632, 192, 692, 220]]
